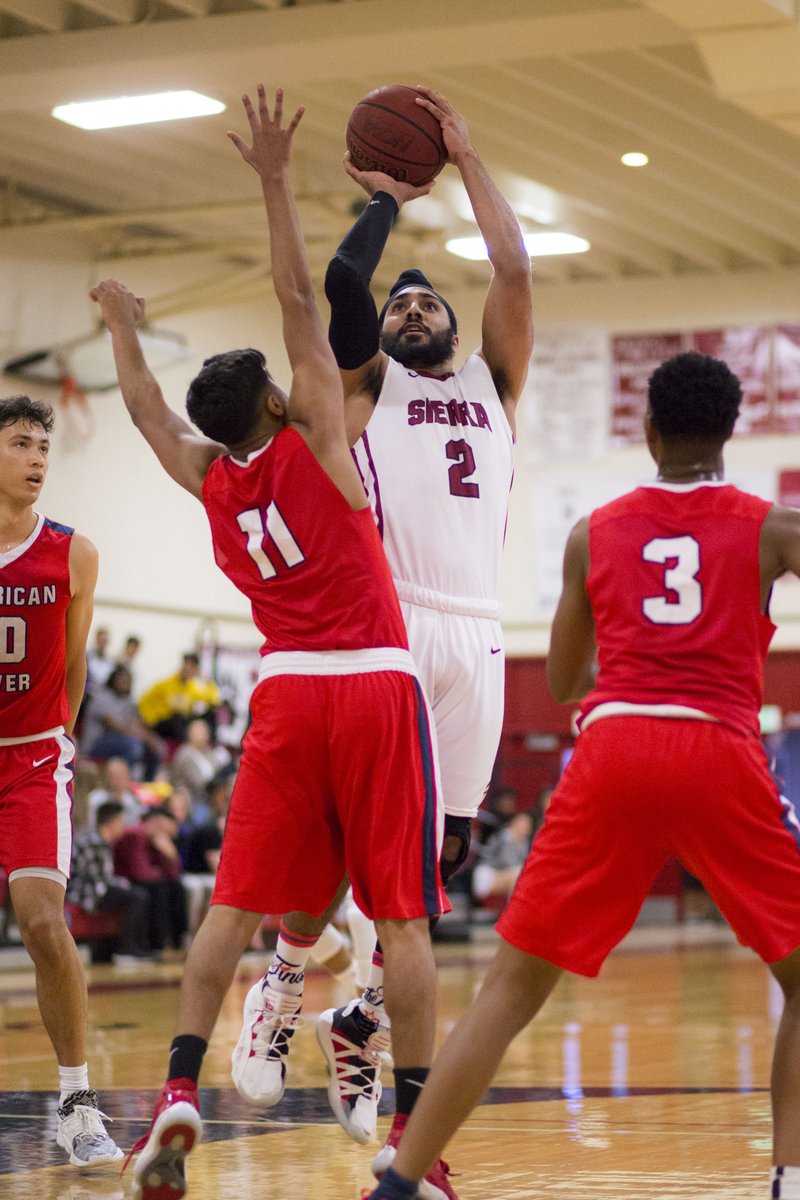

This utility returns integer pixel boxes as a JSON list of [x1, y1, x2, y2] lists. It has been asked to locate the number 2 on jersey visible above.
[[446, 439, 480, 498], [642, 535, 702, 625], [238, 504, 306, 580]]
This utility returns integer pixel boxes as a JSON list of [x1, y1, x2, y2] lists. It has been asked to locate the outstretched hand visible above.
[[89, 279, 146, 329], [413, 85, 473, 164], [227, 84, 305, 180]]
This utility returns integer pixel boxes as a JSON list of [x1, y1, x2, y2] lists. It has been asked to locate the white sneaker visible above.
[[316, 999, 389, 1145], [56, 1089, 124, 1167], [230, 979, 303, 1106]]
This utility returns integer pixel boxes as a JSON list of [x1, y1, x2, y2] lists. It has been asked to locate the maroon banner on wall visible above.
[[612, 324, 800, 444]]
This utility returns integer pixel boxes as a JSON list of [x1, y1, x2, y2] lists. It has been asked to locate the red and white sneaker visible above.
[[130, 1078, 202, 1200], [371, 1113, 460, 1200], [231, 979, 303, 1107]]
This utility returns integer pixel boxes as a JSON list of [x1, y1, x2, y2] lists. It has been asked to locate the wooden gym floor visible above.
[[0, 920, 779, 1200]]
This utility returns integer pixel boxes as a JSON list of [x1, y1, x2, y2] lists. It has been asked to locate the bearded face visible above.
[[380, 325, 457, 369]]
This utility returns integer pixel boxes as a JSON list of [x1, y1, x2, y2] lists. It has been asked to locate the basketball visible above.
[[346, 85, 447, 187]]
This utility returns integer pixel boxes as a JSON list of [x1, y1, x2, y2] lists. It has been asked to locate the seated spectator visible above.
[[114, 634, 142, 693], [475, 785, 520, 844], [113, 806, 188, 956], [85, 625, 114, 696], [181, 767, 236, 935], [472, 810, 536, 905], [80, 665, 165, 779], [86, 757, 143, 828], [66, 801, 153, 961], [138, 652, 222, 743], [169, 718, 232, 813]]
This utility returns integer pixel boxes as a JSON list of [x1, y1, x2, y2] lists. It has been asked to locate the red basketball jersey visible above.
[[201, 427, 409, 654], [0, 515, 73, 738], [580, 482, 774, 738]]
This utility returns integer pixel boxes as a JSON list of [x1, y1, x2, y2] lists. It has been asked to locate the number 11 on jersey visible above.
[[237, 504, 306, 580]]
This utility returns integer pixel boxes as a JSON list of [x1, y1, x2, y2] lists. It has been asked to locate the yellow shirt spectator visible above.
[[138, 653, 222, 741]]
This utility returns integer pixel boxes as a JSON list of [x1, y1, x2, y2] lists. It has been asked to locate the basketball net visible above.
[[55, 351, 95, 445]]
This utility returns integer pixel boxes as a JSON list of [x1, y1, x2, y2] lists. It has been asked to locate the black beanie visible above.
[[378, 269, 458, 333]]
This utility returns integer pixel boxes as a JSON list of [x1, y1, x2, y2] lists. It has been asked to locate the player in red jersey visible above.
[[0, 395, 123, 1167], [362, 350, 800, 1200], [91, 85, 451, 1200]]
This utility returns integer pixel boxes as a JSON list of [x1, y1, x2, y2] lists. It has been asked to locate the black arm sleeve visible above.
[[324, 191, 398, 371]]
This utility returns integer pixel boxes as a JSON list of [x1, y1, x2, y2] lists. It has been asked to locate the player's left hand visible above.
[[413, 86, 473, 164], [342, 151, 436, 204], [227, 84, 305, 180], [89, 279, 146, 329]]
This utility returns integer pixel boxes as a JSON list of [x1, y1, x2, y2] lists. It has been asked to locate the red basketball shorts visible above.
[[498, 716, 800, 976], [212, 669, 446, 921], [0, 733, 75, 879]]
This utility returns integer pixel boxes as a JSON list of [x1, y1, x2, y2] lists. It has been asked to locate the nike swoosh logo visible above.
[[33, 756, 53, 767], [490, 647, 502, 655]]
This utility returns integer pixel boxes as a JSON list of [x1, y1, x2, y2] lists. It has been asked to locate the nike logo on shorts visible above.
[[32, 756, 53, 768], [490, 647, 502, 655]]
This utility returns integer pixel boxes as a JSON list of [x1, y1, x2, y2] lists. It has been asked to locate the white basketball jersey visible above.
[[352, 353, 514, 612]]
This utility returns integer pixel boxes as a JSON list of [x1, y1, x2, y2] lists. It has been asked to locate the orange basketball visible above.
[[346, 85, 447, 187]]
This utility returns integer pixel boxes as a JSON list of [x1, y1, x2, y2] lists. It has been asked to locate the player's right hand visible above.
[[89, 279, 146, 329]]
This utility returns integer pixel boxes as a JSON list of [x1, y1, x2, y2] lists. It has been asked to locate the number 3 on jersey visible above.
[[642, 535, 702, 625], [238, 504, 306, 580]]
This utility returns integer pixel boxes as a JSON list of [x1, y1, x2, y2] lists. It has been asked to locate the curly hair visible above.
[[0, 395, 55, 434], [648, 352, 741, 442], [185, 348, 271, 445]]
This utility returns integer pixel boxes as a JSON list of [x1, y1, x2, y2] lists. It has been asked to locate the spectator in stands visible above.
[[138, 652, 222, 743], [474, 784, 519, 845], [169, 718, 232, 813], [114, 635, 142, 693], [86, 757, 143, 828], [184, 767, 235, 876], [472, 810, 536, 905], [85, 625, 113, 696], [81, 665, 164, 779], [67, 802, 153, 961], [163, 785, 194, 867], [113, 806, 188, 957], [181, 768, 235, 935]]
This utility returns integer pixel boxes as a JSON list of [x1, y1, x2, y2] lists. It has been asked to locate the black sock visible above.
[[373, 1167, 418, 1198], [167, 1035, 207, 1084], [393, 1066, 429, 1116]]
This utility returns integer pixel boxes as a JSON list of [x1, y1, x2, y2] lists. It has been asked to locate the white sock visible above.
[[345, 894, 377, 989], [59, 1063, 90, 1105], [773, 1167, 800, 1199], [264, 924, 317, 998], [359, 946, 390, 1029]]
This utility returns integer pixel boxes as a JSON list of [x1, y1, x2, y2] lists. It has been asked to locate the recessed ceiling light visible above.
[[52, 90, 225, 130], [446, 232, 590, 260], [621, 151, 649, 167]]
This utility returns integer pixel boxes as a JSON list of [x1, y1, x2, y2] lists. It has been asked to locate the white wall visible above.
[[3, 249, 800, 686]]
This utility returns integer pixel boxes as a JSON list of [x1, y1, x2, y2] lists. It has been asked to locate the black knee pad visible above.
[[439, 814, 472, 887]]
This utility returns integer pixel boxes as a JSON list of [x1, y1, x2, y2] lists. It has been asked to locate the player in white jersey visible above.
[[231, 87, 532, 1180]]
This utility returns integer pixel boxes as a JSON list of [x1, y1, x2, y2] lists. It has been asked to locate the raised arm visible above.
[[228, 87, 341, 431], [547, 517, 596, 704], [90, 281, 222, 499], [415, 87, 533, 424], [228, 86, 366, 509], [324, 161, 435, 433]]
